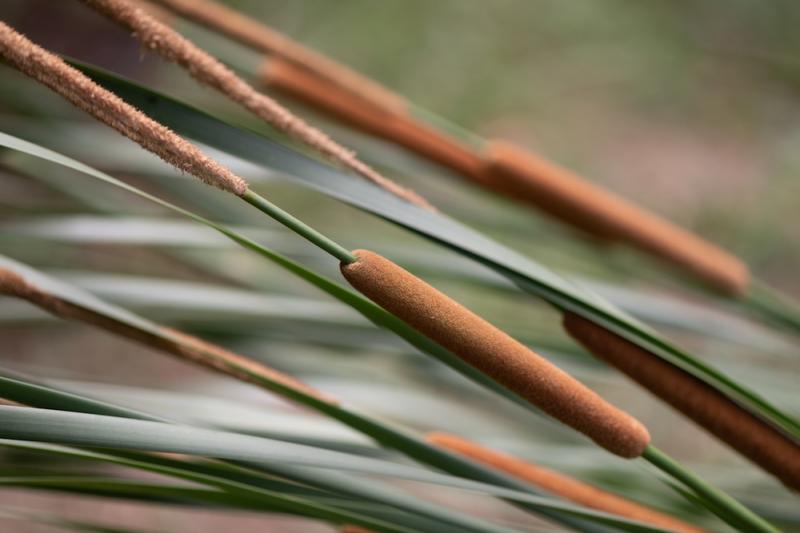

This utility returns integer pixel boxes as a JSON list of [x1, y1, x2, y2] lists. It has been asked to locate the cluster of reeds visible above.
[[0, 1, 797, 532]]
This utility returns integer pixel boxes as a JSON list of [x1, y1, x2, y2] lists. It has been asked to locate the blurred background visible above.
[[1, 0, 798, 531]]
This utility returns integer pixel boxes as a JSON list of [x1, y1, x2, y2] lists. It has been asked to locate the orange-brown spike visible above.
[[484, 141, 750, 295], [428, 432, 704, 533], [262, 57, 486, 182], [563, 312, 800, 491], [261, 58, 395, 139], [340, 250, 651, 458]]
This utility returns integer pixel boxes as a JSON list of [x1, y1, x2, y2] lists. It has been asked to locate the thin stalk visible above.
[[242, 188, 356, 263], [741, 280, 800, 336], [642, 445, 777, 533]]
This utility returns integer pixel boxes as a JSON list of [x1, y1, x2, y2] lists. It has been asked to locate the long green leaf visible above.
[[67, 60, 799, 438]]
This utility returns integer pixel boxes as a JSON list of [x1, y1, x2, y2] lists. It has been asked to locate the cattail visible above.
[[145, 0, 406, 115], [484, 141, 750, 295], [0, 21, 247, 196], [340, 249, 650, 458], [262, 57, 486, 183], [427, 432, 703, 533], [0, 267, 336, 406], [81, 0, 432, 210], [563, 312, 800, 491], [261, 58, 396, 139]]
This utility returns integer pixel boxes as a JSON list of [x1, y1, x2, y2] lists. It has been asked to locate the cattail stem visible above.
[[241, 190, 355, 263], [743, 280, 800, 336], [427, 432, 703, 533], [340, 249, 651, 458], [563, 312, 800, 492], [642, 445, 778, 533]]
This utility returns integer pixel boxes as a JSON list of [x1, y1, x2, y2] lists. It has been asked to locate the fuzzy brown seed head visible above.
[[428, 431, 703, 533], [484, 141, 750, 295], [341, 249, 651, 458], [563, 312, 800, 491]]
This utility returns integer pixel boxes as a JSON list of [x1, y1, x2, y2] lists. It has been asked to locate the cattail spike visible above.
[[427, 432, 704, 533], [484, 141, 750, 295], [0, 21, 247, 196], [261, 58, 398, 139], [262, 57, 486, 183], [340, 249, 651, 458], [563, 312, 800, 491], [0, 267, 336, 406], [82, 0, 433, 211]]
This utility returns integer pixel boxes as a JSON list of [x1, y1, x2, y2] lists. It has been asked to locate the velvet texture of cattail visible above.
[[563, 312, 800, 491], [0, 267, 336, 407], [483, 141, 749, 295], [82, 0, 431, 210], [340, 249, 651, 458], [427, 432, 703, 533]]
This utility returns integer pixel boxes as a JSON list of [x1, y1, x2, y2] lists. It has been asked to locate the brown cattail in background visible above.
[[340, 249, 651, 458], [484, 141, 750, 295], [262, 57, 486, 182], [0, 267, 337, 406], [82, 0, 432, 210], [427, 432, 703, 533], [563, 312, 800, 491], [0, 21, 247, 196]]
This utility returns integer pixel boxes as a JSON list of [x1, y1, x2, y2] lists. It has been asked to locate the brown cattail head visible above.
[[82, 0, 432, 211], [427, 432, 703, 533], [261, 57, 398, 140], [563, 312, 800, 491], [340, 249, 651, 458], [483, 141, 750, 295], [146, 0, 406, 115], [0, 267, 336, 406], [0, 21, 248, 196]]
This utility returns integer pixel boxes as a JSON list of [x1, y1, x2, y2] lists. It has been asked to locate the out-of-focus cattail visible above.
[[82, 0, 432, 210], [0, 21, 247, 196], [427, 432, 703, 533], [563, 312, 800, 491], [261, 58, 395, 139], [340, 249, 651, 458], [262, 57, 486, 183], [0, 267, 337, 406], [145, 0, 406, 115], [483, 141, 750, 295]]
